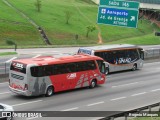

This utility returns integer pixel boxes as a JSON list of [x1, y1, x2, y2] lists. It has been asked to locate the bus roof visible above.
[[79, 44, 141, 51], [12, 54, 103, 65]]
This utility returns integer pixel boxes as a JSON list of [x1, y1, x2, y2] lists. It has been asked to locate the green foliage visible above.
[[86, 25, 96, 37], [6, 40, 15, 45], [0, 52, 17, 56], [0, 0, 159, 48], [34, 0, 41, 12], [64, 11, 72, 24], [6, 40, 17, 51]]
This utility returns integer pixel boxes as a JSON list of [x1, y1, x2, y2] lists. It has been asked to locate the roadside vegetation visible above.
[[0, 52, 17, 56], [0, 0, 160, 48]]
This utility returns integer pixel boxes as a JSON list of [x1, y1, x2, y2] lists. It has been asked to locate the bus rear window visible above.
[[10, 62, 26, 74]]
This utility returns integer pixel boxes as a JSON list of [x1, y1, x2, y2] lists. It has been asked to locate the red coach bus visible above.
[[9, 54, 106, 97]]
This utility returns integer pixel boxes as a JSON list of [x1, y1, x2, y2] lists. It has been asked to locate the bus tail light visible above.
[[24, 84, 28, 91]]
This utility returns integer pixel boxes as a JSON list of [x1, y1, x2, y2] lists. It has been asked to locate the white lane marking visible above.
[[32, 52, 45, 53], [131, 92, 147, 97], [51, 51, 60, 53], [61, 107, 79, 111], [32, 54, 41, 58], [5, 57, 17, 63], [0, 92, 11, 95], [0, 82, 8, 85], [151, 89, 160, 92], [111, 97, 126, 101], [87, 101, 104, 107], [11, 100, 43, 107], [112, 82, 139, 88], [145, 62, 160, 65]]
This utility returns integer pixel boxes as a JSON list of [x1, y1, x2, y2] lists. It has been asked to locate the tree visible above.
[[86, 25, 96, 38], [35, 0, 41, 12], [6, 40, 17, 51], [64, 11, 72, 24]]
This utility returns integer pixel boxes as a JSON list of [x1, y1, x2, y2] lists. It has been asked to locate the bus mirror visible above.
[[102, 63, 106, 74]]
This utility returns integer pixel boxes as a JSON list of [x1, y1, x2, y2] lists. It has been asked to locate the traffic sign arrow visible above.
[[130, 16, 135, 21]]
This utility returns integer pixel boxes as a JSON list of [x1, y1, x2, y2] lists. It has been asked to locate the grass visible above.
[[0, 52, 17, 56], [0, 0, 159, 48], [0, 0, 43, 47]]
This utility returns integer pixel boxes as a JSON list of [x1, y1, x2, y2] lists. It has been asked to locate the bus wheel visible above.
[[132, 64, 137, 71], [45, 86, 54, 97], [105, 67, 109, 75], [89, 80, 97, 88]]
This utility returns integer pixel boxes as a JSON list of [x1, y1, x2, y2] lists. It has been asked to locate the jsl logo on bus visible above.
[[13, 63, 23, 69], [67, 73, 76, 79]]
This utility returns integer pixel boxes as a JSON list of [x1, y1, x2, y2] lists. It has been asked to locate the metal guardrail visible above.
[[144, 48, 160, 59], [0, 62, 9, 83], [100, 102, 160, 120]]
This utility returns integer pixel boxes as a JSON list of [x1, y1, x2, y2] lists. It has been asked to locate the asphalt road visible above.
[[0, 45, 160, 75], [0, 45, 160, 56], [0, 61, 160, 120]]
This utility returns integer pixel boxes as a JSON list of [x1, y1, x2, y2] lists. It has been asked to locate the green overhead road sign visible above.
[[100, 0, 139, 9], [97, 7, 139, 28], [97, 0, 140, 28]]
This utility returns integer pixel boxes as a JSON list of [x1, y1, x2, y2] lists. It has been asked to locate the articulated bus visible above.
[[78, 44, 144, 74], [9, 54, 106, 97]]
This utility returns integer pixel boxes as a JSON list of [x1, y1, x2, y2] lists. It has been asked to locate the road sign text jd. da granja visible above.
[[97, 0, 140, 28]]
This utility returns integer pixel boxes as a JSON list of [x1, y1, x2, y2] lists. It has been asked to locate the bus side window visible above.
[[66, 63, 76, 73], [31, 66, 43, 77], [76, 62, 84, 71], [87, 61, 96, 70]]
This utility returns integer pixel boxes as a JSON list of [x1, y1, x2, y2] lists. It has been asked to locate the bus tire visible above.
[[45, 86, 54, 97], [105, 67, 109, 75], [132, 64, 137, 71], [89, 80, 97, 89]]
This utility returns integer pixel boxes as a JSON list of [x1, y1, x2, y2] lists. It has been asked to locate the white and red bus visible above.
[[9, 54, 106, 97], [78, 44, 144, 74]]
